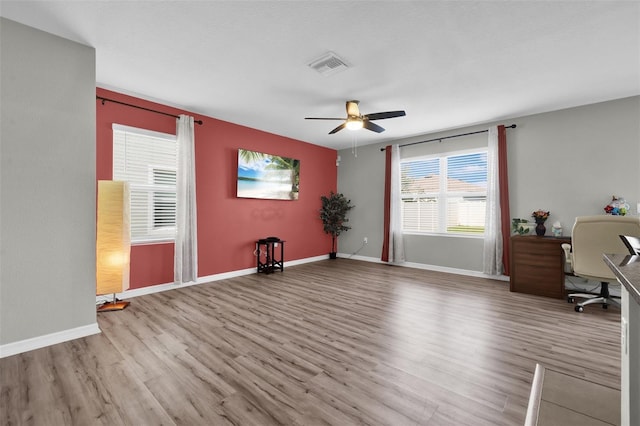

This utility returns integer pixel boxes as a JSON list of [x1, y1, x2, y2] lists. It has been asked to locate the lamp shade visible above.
[[96, 180, 130, 295]]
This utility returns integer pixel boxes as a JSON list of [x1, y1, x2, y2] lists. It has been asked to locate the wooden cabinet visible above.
[[510, 235, 571, 299]]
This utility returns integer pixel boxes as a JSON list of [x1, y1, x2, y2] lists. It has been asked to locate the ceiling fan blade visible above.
[[365, 110, 406, 121], [363, 120, 385, 133], [346, 100, 360, 117], [329, 122, 347, 134], [305, 117, 344, 120]]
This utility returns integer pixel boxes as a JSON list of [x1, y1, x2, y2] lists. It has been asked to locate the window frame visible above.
[[400, 147, 488, 237], [112, 124, 177, 245]]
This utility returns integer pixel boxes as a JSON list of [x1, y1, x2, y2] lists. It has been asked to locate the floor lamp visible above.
[[96, 180, 131, 312]]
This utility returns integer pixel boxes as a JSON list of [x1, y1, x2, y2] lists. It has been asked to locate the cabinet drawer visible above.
[[513, 281, 564, 298], [513, 264, 558, 281], [513, 255, 561, 268], [514, 244, 561, 257]]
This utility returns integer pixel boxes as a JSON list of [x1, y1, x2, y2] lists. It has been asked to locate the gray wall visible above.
[[0, 18, 97, 345], [338, 96, 640, 272]]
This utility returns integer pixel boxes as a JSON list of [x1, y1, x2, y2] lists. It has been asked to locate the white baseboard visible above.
[[0, 323, 101, 359], [104, 254, 332, 301], [402, 261, 510, 281], [337, 252, 509, 281], [337, 253, 385, 263]]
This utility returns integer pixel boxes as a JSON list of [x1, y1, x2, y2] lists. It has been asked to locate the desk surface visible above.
[[603, 254, 640, 306]]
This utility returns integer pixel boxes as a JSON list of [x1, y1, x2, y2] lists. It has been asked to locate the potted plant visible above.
[[512, 218, 531, 235], [320, 191, 354, 259]]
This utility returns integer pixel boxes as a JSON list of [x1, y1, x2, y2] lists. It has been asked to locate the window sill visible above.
[[403, 232, 484, 239], [131, 239, 175, 246]]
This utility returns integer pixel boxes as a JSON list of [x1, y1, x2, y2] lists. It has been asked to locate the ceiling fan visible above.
[[305, 100, 406, 134]]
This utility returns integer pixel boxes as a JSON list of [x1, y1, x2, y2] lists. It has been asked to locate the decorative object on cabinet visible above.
[[604, 195, 629, 215], [532, 210, 550, 236], [551, 221, 563, 237], [512, 218, 532, 235]]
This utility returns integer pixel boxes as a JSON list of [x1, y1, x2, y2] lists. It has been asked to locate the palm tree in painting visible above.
[[238, 149, 300, 199], [238, 149, 266, 165], [268, 155, 300, 199]]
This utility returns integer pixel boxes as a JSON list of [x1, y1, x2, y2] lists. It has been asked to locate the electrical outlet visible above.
[[364, 237, 368, 244]]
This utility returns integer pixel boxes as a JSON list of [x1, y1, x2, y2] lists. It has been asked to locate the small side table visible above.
[[256, 238, 285, 274]]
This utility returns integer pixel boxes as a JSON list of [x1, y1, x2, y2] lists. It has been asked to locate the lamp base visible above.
[[97, 300, 130, 312]]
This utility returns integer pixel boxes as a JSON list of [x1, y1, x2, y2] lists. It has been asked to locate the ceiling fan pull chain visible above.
[[352, 134, 358, 157]]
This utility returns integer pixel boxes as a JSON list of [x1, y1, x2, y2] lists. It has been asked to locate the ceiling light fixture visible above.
[[346, 117, 363, 131]]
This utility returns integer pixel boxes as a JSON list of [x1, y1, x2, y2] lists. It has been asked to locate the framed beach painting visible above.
[[237, 149, 300, 200]]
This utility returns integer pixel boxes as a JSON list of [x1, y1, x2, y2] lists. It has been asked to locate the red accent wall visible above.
[[96, 88, 337, 289]]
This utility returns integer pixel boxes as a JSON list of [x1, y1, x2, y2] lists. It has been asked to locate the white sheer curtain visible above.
[[389, 144, 405, 263], [483, 126, 502, 275], [174, 115, 198, 284]]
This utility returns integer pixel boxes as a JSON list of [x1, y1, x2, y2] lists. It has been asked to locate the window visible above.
[[112, 124, 177, 243], [400, 149, 487, 235], [151, 168, 177, 230]]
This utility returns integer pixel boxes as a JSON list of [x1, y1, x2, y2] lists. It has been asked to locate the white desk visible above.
[[603, 254, 640, 426]]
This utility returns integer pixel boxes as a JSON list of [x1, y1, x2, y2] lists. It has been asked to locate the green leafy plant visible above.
[[320, 191, 354, 257], [512, 218, 530, 235]]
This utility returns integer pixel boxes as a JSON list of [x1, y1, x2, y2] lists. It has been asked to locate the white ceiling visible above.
[[1, 1, 639, 150]]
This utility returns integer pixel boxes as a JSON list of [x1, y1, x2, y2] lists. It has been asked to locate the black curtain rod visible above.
[[97, 96, 203, 125], [379, 124, 516, 151]]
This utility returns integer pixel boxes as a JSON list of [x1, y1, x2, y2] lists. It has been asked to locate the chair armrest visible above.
[[561, 243, 573, 270]]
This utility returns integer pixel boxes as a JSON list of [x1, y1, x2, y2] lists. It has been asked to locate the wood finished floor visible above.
[[1, 259, 621, 425]]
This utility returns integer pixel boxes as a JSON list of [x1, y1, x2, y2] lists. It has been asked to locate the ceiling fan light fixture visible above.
[[305, 100, 405, 135], [346, 117, 363, 130]]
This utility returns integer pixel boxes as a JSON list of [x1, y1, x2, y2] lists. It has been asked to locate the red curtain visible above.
[[498, 125, 511, 275], [381, 145, 392, 262]]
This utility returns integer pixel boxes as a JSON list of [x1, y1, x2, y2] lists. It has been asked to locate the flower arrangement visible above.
[[604, 195, 629, 216], [532, 210, 550, 224]]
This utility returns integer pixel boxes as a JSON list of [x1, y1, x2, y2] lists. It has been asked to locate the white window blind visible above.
[[112, 124, 177, 243], [400, 149, 487, 235]]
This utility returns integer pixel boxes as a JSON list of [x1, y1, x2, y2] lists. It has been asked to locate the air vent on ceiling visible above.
[[308, 51, 349, 77]]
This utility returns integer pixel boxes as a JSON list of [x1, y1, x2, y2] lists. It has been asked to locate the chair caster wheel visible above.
[[575, 305, 584, 313], [567, 297, 575, 303], [602, 304, 608, 309]]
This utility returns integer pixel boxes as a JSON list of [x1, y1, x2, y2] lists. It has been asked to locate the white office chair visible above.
[[561, 215, 640, 312]]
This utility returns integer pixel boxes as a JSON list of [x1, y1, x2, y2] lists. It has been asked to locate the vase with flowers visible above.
[[532, 210, 550, 236]]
